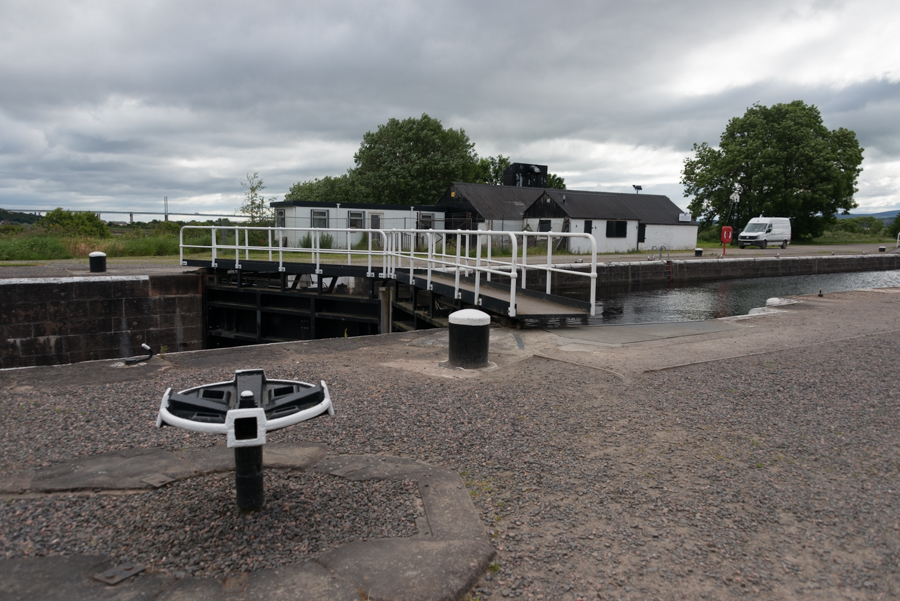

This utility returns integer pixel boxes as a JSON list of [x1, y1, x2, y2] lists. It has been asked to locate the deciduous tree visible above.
[[353, 114, 479, 205], [238, 172, 275, 224], [681, 101, 863, 239]]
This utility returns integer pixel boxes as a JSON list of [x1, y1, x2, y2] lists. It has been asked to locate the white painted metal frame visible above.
[[156, 380, 333, 439], [179, 226, 390, 278], [180, 226, 598, 316]]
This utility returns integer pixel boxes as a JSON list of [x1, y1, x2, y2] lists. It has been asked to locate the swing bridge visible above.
[[179, 226, 598, 347]]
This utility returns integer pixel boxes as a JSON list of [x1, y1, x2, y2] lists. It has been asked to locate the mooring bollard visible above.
[[89, 251, 107, 273], [448, 309, 491, 368], [156, 369, 333, 511]]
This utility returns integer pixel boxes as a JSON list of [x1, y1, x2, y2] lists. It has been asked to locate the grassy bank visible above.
[[0, 233, 185, 261]]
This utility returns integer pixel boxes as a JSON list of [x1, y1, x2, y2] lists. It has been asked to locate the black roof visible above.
[[438, 183, 692, 225], [540, 189, 693, 225], [437, 183, 543, 220]]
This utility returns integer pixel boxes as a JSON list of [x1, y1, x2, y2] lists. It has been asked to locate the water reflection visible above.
[[535, 269, 900, 327]]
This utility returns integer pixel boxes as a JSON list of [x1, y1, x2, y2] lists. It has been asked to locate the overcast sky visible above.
[[1, 0, 898, 220]]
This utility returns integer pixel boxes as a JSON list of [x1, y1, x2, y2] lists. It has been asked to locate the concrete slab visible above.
[[243, 562, 360, 601], [32, 448, 196, 492], [550, 320, 743, 345], [0, 555, 169, 601], [317, 538, 495, 601]]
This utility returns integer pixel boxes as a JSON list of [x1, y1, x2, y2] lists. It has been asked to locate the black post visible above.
[[234, 446, 264, 511], [448, 309, 491, 368]]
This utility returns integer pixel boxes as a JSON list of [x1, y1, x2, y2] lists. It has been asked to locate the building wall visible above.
[[528, 218, 638, 254], [0, 274, 204, 369], [640, 224, 699, 251], [277, 206, 446, 248]]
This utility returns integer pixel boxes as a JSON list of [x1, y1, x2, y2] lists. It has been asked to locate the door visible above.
[[638, 223, 646, 243]]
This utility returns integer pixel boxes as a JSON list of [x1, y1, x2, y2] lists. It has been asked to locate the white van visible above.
[[738, 217, 791, 249]]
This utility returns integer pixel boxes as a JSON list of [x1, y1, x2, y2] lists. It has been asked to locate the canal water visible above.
[[580, 269, 900, 326]]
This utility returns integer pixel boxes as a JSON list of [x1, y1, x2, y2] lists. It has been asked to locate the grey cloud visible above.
[[0, 0, 897, 215]]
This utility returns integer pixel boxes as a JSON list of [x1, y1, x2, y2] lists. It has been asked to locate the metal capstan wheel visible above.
[[156, 369, 333, 511]]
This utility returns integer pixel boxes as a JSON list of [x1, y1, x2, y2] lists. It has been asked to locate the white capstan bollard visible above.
[[157, 369, 333, 511], [448, 309, 491, 368]]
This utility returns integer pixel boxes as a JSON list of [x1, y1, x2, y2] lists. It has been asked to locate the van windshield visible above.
[[744, 223, 766, 233]]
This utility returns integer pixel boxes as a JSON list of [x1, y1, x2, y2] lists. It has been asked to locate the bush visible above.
[[0, 224, 25, 237], [151, 221, 183, 236], [35, 208, 111, 238], [0, 235, 72, 260], [888, 214, 900, 239]]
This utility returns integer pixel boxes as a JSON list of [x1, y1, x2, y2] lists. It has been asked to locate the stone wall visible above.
[[538, 253, 900, 293], [0, 273, 204, 369]]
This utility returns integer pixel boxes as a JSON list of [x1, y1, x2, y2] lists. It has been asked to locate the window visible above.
[[370, 213, 382, 229], [419, 213, 434, 229], [311, 209, 328, 228], [538, 219, 552, 232], [606, 220, 628, 238], [348, 211, 364, 229], [276, 210, 285, 227]]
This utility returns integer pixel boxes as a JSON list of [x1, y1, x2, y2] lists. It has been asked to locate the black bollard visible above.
[[234, 446, 264, 511], [448, 309, 491, 368], [89, 251, 106, 273]]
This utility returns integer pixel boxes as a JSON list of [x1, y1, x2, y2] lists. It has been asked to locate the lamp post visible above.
[[633, 185, 642, 194]]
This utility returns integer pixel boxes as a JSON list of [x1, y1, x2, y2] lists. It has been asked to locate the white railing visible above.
[[180, 226, 597, 317]]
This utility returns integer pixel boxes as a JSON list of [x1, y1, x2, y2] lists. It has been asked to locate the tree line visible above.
[[282, 114, 565, 207]]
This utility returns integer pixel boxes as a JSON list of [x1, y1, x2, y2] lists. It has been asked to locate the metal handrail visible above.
[[179, 226, 390, 277], [180, 226, 598, 317]]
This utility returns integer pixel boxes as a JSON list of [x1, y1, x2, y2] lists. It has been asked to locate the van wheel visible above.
[[738, 244, 745, 249], [781, 240, 788, 249], [761, 240, 767, 249]]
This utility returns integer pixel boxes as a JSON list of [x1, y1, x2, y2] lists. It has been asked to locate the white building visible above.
[[269, 201, 446, 248], [522, 189, 696, 253]]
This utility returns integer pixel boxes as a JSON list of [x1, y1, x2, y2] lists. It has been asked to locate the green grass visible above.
[[0, 236, 73, 260], [0, 233, 185, 260], [804, 231, 897, 245]]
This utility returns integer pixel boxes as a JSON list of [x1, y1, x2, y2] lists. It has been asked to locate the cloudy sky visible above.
[[1, 0, 898, 220]]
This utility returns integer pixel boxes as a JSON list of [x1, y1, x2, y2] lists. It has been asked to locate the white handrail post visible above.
[[409, 231, 415, 287], [546, 232, 552, 295], [277, 227, 283, 271], [234, 226, 240, 268], [454, 232, 462, 299], [474, 233, 482, 306], [521, 232, 528, 289], [314, 230, 321, 275], [211, 227, 217, 266], [179, 227, 185, 265], [244, 228, 249, 261], [589, 233, 597, 316], [465, 232, 470, 277], [486, 231, 493, 282], [426, 232, 434, 290], [508, 232, 518, 316]]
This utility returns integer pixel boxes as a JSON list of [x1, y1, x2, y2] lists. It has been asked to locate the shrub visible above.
[[888, 214, 900, 239], [35, 208, 111, 238], [151, 221, 183, 236]]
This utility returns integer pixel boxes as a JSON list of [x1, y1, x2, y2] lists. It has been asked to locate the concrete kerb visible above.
[[0, 443, 495, 601]]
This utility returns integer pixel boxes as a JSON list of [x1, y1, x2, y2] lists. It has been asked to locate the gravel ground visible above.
[[0, 472, 420, 578], [1, 327, 899, 599]]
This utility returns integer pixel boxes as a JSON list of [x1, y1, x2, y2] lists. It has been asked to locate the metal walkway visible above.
[[181, 225, 599, 320]]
